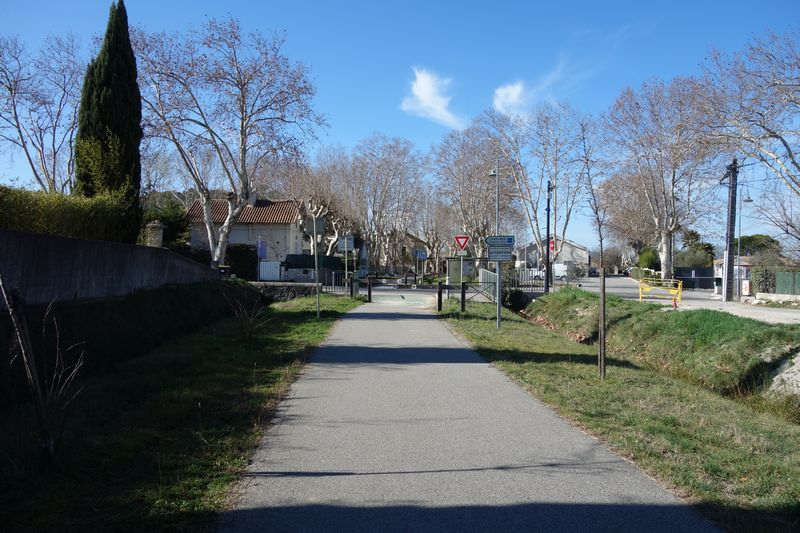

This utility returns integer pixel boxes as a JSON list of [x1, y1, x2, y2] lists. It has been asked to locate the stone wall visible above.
[[0, 230, 218, 306]]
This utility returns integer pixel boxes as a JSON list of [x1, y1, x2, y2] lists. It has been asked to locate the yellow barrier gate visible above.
[[638, 277, 683, 307]]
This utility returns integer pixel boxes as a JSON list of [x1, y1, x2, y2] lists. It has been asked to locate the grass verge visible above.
[[0, 294, 361, 531], [442, 300, 800, 532], [526, 288, 800, 396]]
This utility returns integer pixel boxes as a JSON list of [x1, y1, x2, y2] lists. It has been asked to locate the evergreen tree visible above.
[[74, 0, 142, 242]]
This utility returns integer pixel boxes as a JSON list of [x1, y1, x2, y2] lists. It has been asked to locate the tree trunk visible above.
[[598, 240, 606, 380], [659, 231, 673, 279]]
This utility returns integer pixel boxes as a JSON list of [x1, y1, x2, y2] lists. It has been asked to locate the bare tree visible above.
[[434, 125, 507, 259], [700, 31, 799, 197], [606, 78, 716, 278], [481, 104, 581, 264], [352, 133, 423, 272], [757, 184, 800, 259], [602, 170, 659, 251], [135, 18, 323, 264], [279, 150, 360, 257], [481, 110, 546, 259], [531, 103, 582, 263], [418, 187, 456, 274], [578, 115, 609, 379], [0, 34, 82, 192], [698, 31, 800, 256]]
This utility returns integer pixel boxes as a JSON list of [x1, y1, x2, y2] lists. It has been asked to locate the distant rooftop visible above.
[[186, 199, 299, 225]]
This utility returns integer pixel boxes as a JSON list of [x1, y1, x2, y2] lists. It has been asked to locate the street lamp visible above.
[[488, 162, 501, 329], [736, 188, 754, 300]]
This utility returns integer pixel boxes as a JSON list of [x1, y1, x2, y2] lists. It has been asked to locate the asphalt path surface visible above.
[[220, 294, 716, 532]]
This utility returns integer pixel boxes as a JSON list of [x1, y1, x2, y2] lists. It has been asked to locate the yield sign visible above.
[[454, 235, 470, 251]]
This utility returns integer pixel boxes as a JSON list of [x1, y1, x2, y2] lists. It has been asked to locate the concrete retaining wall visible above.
[[0, 230, 218, 306]]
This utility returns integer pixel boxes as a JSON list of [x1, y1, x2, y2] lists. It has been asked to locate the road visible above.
[[579, 276, 800, 325], [220, 296, 716, 532]]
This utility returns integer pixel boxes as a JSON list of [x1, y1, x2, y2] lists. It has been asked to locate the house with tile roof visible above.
[[186, 199, 308, 265]]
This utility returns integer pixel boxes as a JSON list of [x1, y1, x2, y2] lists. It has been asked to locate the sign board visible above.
[[488, 247, 513, 261], [337, 235, 355, 252], [456, 250, 468, 256], [486, 235, 515, 247], [454, 235, 470, 251], [414, 249, 428, 260]]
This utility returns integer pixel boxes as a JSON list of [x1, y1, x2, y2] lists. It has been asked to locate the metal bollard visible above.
[[461, 281, 466, 313], [437, 282, 443, 312], [368, 277, 372, 302]]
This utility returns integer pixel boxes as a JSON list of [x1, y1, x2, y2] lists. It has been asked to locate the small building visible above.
[[515, 238, 590, 269], [187, 198, 307, 280], [713, 255, 757, 281]]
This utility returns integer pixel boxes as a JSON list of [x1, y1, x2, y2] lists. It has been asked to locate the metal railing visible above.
[[478, 268, 497, 301], [323, 270, 348, 294], [638, 277, 683, 305]]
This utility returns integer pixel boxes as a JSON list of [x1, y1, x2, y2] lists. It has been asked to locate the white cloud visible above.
[[493, 81, 527, 116], [493, 57, 573, 116], [400, 67, 464, 129]]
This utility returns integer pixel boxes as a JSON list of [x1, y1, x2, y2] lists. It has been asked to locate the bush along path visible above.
[[0, 294, 361, 531], [441, 299, 800, 532]]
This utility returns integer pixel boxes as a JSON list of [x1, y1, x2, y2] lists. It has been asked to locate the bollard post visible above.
[[437, 282, 443, 312], [461, 281, 466, 313], [368, 277, 372, 302]]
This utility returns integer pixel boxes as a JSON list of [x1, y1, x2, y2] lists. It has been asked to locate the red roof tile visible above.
[[186, 199, 299, 225]]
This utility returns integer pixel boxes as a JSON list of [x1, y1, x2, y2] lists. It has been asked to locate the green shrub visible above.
[[637, 247, 661, 271], [142, 198, 188, 246], [751, 268, 776, 294], [502, 289, 530, 312], [0, 185, 133, 242]]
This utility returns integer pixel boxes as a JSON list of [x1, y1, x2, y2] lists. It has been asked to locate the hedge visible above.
[[0, 280, 264, 408], [0, 185, 133, 242]]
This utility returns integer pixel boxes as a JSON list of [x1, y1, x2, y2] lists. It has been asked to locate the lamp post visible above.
[[545, 179, 552, 294], [489, 162, 501, 329], [736, 188, 754, 300]]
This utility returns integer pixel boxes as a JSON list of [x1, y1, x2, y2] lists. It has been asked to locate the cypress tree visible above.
[[74, 0, 142, 242]]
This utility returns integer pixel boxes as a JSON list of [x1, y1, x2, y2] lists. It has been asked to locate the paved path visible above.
[[220, 296, 717, 532]]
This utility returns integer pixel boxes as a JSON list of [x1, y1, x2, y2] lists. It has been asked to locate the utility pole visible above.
[[545, 179, 552, 293], [722, 158, 738, 303]]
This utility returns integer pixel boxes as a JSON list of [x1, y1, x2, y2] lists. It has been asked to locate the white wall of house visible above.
[[190, 223, 305, 262], [516, 241, 590, 267]]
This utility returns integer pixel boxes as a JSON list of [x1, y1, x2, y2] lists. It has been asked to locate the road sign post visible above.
[[454, 235, 470, 287], [338, 235, 355, 286], [486, 235, 515, 328]]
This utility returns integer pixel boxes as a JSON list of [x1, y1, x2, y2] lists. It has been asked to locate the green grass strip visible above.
[[1, 294, 361, 531], [442, 301, 800, 532], [526, 288, 800, 395]]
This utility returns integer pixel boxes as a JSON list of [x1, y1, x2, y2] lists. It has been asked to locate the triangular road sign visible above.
[[454, 235, 470, 250]]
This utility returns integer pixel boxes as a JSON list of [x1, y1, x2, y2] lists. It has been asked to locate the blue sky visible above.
[[1, 0, 797, 247]]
